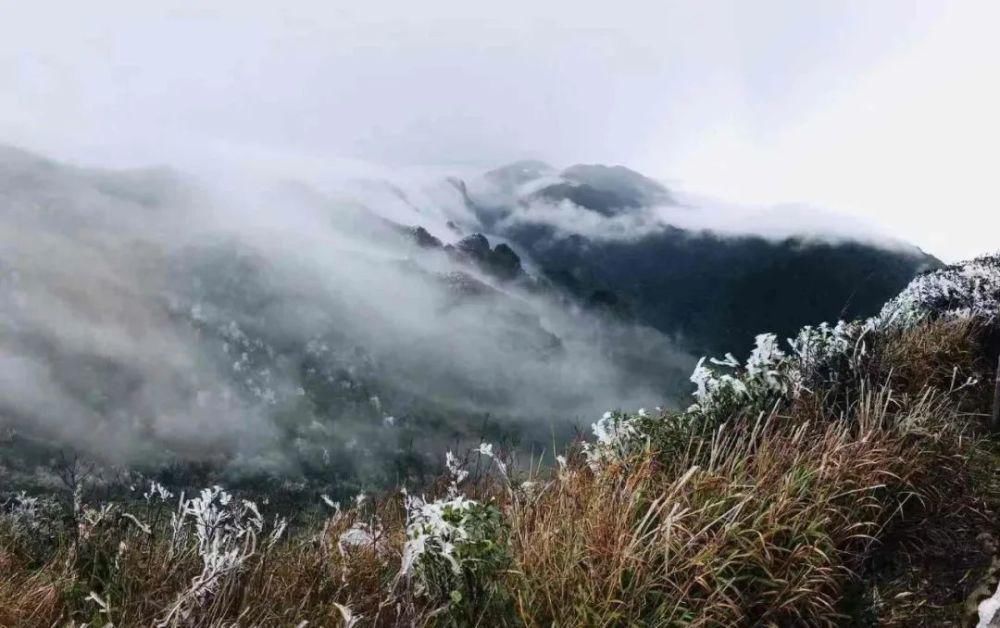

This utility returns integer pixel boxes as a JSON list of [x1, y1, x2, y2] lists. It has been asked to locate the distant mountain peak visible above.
[[561, 164, 671, 199], [484, 160, 557, 188], [479, 160, 676, 217]]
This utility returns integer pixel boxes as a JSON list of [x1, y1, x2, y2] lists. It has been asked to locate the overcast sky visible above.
[[1, 0, 997, 261]]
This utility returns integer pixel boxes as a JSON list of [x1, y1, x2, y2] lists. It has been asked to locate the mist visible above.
[[0, 145, 695, 484], [459, 162, 915, 251]]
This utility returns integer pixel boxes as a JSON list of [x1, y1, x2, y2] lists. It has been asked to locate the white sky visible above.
[[1, 0, 997, 261]]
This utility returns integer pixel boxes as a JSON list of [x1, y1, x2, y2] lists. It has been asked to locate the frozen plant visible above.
[[159, 486, 283, 626], [401, 491, 476, 580], [744, 333, 795, 395], [876, 256, 1000, 330], [476, 442, 509, 480], [788, 321, 857, 371], [399, 487, 509, 613], [143, 481, 174, 503], [321, 494, 342, 513], [338, 520, 382, 555], [1, 491, 61, 540], [333, 602, 362, 628], [445, 451, 469, 497], [583, 410, 644, 468]]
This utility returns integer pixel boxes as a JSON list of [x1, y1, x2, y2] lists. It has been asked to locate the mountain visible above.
[[453, 161, 941, 356], [0, 146, 939, 495], [0, 147, 686, 495]]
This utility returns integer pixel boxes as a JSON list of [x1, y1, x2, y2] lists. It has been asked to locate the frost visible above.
[[876, 256, 1000, 330], [333, 602, 362, 628], [1, 491, 61, 536], [445, 451, 469, 496], [86, 591, 112, 619], [143, 481, 174, 503], [159, 486, 285, 625], [401, 493, 477, 580], [321, 494, 341, 512], [587, 256, 1000, 469], [583, 410, 646, 467], [519, 480, 539, 499], [338, 520, 382, 555], [476, 442, 508, 479]]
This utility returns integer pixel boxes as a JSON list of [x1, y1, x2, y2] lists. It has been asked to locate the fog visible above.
[[0, 145, 694, 479]]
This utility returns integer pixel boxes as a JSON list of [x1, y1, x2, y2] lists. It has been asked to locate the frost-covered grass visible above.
[[877, 254, 1000, 330], [3, 256, 1000, 626], [2, 361, 989, 626], [583, 255, 1000, 466]]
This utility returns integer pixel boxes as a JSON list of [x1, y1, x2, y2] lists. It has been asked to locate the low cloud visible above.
[[459, 163, 918, 251], [0, 146, 693, 480]]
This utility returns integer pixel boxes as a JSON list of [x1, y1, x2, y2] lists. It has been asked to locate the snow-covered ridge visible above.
[[877, 255, 1000, 330], [586, 254, 1000, 465]]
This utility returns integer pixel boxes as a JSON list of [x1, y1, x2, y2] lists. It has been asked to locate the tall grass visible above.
[[1, 319, 997, 627]]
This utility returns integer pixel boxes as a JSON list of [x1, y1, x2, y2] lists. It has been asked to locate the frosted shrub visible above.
[[160, 486, 286, 626], [3, 491, 45, 531], [787, 320, 867, 392], [788, 321, 857, 372], [445, 451, 469, 497], [0, 491, 62, 549], [876, 256, 1000, 330], [143, 481, 174, 503], [583, 410, 643, 467], [745, 333, 790, 392], [583, 408, 690, 469], [400, 449, 510, 620], [583, 319, 874, 466], [686, 333, 804, 426], [401, 492, 478, 580], [401, 491, 508, 618], [602, 256, 1000, 462]]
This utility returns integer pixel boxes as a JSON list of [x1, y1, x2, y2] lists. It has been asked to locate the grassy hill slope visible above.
[[3, 256, 1000, 627]]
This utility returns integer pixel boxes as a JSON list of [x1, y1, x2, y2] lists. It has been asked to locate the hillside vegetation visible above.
[[3, 256, 1000, 627]]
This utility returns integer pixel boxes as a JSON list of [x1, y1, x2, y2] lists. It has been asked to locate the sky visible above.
[[0, 0, 997, 261]]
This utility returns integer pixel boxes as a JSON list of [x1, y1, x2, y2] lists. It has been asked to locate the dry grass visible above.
[[875, 318, 990, 405], [1, 319, 997, 627], [507, 387, 973, 627], [0, 553, 63, 627]]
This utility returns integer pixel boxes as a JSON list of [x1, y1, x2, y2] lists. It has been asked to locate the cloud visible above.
[[2, 2, 992, 261], [0, 145, 692, 477], [458, 162, 919, 253]]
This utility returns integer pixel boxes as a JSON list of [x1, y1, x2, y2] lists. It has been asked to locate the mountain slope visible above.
[[455, 161, 940, 356], [1, 250, 995, 627], [0, 146, 686, 494], [0, 146, 941, 497]]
